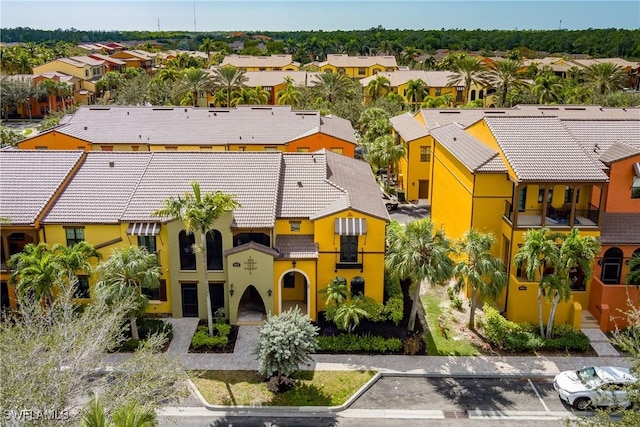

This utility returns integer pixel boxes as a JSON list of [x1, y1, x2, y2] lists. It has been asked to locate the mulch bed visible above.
[[188, 320, 239, 354]]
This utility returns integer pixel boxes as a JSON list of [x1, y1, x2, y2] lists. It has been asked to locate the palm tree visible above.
[[38, 79, 60, 113], [544, 229, 600, 338], [531, 73, 563, 104], [583, 62, 628, 95], [320, 277, 348, 307], [253, 85, 270, 105], [484, 59, 529, 107], [334, 299, 368, 333], [96, 246, 161, 341], [154, 181, 240, 336], [452, 229, 507, 329], [446, 56, 489, 104], [180, 67, 211, 108], [404, 79, 428, 111], [81, 395, 157, 427], [562, 85, 592, 104], [199, 38, 215, 60], [211, 65, 248, 108], [276, 82, 302, 108], [312, 72, 354, 104], [514, 227, 558, 337], [385, 218, 455, 332], [366, 75, 391, 102], [157, 67, 180, 83], [366, 134, 405, 191], [230, 87, 258, 106], [80, 395, 108, 427]]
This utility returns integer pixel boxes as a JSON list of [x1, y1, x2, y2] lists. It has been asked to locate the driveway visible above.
[[389, 203, 430, 224]]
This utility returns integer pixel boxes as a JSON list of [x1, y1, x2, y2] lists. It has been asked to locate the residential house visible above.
[[88, 53, 127, 73], [223, 70, 321, 105], [109, 49, 155, 75], [0, 150, 85, 310], [220, 54, 300, 71], [33, 56, 106, 104], [1, 150, 389, 324], [316, 54, 398, 79], [18, 105, 358, 157], [3, 72, 77, 119]]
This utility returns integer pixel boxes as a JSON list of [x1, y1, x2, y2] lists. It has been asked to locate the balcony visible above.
[[504, 201, 600, 228]]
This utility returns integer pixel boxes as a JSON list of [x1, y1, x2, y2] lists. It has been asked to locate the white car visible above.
[[553, 366, 637, 410], [381, 190, 399, 211]]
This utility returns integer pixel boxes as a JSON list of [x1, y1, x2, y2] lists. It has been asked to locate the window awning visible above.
[[334, 218, 367, 235], [634, 162, 640, 177], [127, 223, 160, 236]]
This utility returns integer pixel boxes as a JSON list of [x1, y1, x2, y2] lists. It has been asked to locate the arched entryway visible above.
[[601, 247, 623, 284], [279, 270, 309, 315], [237, 285, 266, 323]]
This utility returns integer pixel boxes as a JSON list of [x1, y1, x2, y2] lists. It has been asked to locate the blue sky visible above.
[[1, 1, 638, 32]]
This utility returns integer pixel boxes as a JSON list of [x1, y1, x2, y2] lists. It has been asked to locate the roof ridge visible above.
[[120, 152, 156, 223]]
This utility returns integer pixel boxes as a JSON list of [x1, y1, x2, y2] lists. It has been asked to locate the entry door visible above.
[[1, 282, 9, 309], [418, 180, 429, 199], [181, 283, 199, 317]]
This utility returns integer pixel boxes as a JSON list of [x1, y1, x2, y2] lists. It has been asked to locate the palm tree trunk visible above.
[[130, 316, 140, 340], [469, 287, 477, 330], [201, 231, 214, 336], [546, 293, 560, 339], [407, 279, 421, 332], [537, 283, 545, 337]]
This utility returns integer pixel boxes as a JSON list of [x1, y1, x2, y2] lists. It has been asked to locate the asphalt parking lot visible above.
[[389, 203, 430, 224]]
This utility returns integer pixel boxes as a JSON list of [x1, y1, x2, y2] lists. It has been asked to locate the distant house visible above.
[[220, 54, 300, 71], [315, 54, 399, 79], [224, 70, 322, 105], [32, 56, 106, 104]]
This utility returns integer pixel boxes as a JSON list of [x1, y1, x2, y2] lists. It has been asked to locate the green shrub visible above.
[[317, 333, 403, 353], [137, 318, 173, 340], [384, 270, 403, 300], [545, 331, 590, 352], [451, 296, 463, 311], [119, 339, 141, 352], [483, 305, 515, 346], [446, 286, 455, 301], [192, 327, 229, 349], [358, 296, 387, 323], [403, 335, 422, 355], [383, 296, 404, 326], [504, 332, 544, 352], [212, 322, 231, 337]]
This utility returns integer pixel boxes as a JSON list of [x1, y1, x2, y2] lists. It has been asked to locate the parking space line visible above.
[[528, 379, 550, 412]]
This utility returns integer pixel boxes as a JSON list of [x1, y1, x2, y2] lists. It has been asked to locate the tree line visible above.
[[2, 27, 640, 60]]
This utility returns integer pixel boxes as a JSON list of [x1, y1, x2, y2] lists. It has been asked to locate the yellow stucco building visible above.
[[315, 54, 398, 79], [220, 54, 300, 71], [1, 150, 389, 324]]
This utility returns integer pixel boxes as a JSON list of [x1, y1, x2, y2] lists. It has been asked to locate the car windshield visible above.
[[577, 367, 604, 389]]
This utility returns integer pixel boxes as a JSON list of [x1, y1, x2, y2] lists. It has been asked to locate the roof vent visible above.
[[84, 126, 88, 130], [127, 111, 129, 115], [109, 161, 114, 168], [184, 108, 188, 112], [453, 137, 457, 141], [239, 136, 242, 140], [297, 181, 303, 187]]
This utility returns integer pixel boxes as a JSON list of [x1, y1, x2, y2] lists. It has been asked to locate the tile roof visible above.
[[430, 123, 506, 173], [221, 54, 297, 68], [598, 141, 640, 164], [390, 112, 429, 142], [0, 150, 84, 225], [359, 70, 456, 88], [320, 54, 398, 68], [600, 213, 640, 245], [49, 106, 356, 147], [559, 120, 640, 162], [223, 241, 279, 257], [88, 53, 127, 65], [274, 235, 318, 259], [241, 70, 321, 88], [484, 116, 609, 183], [66, 56, 104, 66]]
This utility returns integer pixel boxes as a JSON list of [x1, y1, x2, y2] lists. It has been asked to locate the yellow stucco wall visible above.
[[19, 132, 90, 150], [226, 248, 275, 324], [313, 211, 386, 311], [470, 173, 512, 257], [405, 136, 432, 201]]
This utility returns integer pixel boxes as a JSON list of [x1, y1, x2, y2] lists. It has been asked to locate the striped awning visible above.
[[334, 218, 367, 235], [634, 162, 640, 177], [127, 223, 160, 236]]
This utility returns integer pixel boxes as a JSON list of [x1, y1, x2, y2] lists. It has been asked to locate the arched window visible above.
[[233, 232, 270, 248], [479, 89, 484, 99], [351, 276, 365, 297], [601, 247, 623, 285], [206, 229, 223, 271], [470, 89, 476, 101], [179, 230, 196, 270]]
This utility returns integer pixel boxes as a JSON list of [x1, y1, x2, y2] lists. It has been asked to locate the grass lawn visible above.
[[422, 293, 479, 356], [192, 370, 376, 406]]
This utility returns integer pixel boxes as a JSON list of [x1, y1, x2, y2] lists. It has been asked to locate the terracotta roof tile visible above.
[[601, 213, 640, 245], [598, 141, 640, 164], [221, 54, 297, 68], [431, 123, 506, 173], [390, 113, 429, 142], [275, 235, 318, 259]]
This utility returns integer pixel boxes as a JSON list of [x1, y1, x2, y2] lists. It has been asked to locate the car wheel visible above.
[[573, 397, 592, 411], [386, 204, 392, 211]]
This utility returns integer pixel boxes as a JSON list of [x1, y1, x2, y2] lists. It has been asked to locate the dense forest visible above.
[[2, 27, 640, 61]]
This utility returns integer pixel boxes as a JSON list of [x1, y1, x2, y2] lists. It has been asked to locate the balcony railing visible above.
[[504, 201, 600, 228]]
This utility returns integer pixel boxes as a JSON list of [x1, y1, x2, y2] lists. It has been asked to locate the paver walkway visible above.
[[165, 317, 200, 354], [580, 327, 620, 357]]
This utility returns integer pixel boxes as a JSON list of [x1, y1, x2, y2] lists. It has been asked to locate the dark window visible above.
[[1, 281, 11, 309], [284, 272, 295, 288], [206, 230, 223, 270], [479, 90, 484, 99], [65, 228, 84, 247], [470, 89, 476, 101], [632, 177, 640, 199], [290, 221, 301, 232], [75, 275, 90, 298], [601, 247, 623, 285], [138, 235, 157, 254], [179, 230, 196, 270], [564, 186, 580, 203], [233, 233, 270, 248], [340, 235, 358, 263], [358, 67, 366, 75], [538, 188, 553, 204], [518, 187, 527, 212], [351, 276, 365, 296], [209, 282, 225, 313], [142, 283, 160, 300]]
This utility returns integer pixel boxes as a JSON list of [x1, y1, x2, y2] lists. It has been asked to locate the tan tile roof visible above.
[[50, 106, 356, 147], [88, 53, 127, 65], [359, 70, 456, 88], [0, 150, 84, 225], [419, 109, 496, 129], [484, 116, 609, 183], [390, 112, 429, 142], [321, 54, 398, 68], [431, 123, 506, 173], [319, 115, 357, 144], [515, 105, 640, 120], [223, 241, 279, 257], [275, 235, 318, 259], [560, 120, 640, 162], [221, 54, 297, 68], [601, 213, 640, 245], [598, 141, 640, 164], [241, 70, 321, 88]]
